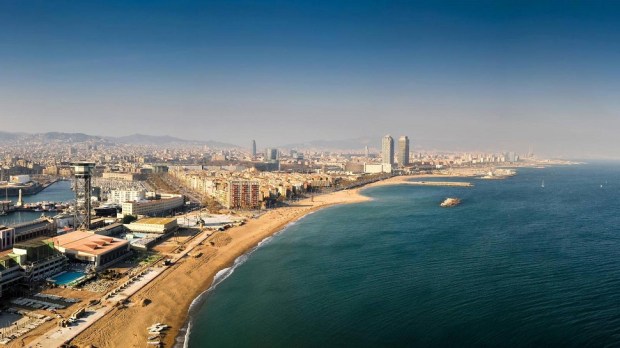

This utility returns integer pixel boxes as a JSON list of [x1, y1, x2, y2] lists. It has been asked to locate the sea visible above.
[[184, 162, 620, 347], [0, 180, 74, 226]]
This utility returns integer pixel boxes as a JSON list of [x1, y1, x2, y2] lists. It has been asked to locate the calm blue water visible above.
[[0, 181, 74, 226], [50, 271, 86, 285], [186, 163, 620, 347]]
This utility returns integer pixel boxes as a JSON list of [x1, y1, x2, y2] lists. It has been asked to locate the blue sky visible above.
[[1, 0, 619, 157]]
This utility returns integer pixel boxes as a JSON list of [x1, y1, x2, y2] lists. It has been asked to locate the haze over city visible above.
[[3, 1, 620, 348], [2, 0, 620, 157]]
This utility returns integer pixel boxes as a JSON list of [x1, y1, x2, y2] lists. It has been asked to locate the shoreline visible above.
[[66, 171, 508, 347], [173, 173, 481, 346], [67, 169, 521, 347], [69, 185, 375, 348], [176, 215, 311, 348]]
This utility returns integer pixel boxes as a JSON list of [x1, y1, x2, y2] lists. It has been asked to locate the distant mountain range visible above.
[[0, 131, 397, 151], [108, 133, 237, 148], [0, 131, 238, 148]]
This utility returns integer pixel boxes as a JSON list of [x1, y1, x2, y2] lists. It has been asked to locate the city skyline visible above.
[[2, 1, 620, 159]]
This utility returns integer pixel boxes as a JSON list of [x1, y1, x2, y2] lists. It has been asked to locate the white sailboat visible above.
[[541, 180, 545, 188]]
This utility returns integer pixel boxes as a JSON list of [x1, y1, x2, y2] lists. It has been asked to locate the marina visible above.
[[0, 180, 74, 226]]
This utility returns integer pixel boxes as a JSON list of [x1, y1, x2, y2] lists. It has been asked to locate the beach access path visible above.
[[27, 229, 214, 348]]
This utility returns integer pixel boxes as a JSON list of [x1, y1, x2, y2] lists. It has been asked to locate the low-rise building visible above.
[[0, 253, 22, 298], [0, 239, 68, 298], [0, 218, 56, 250], [121, 194, 184, 216], [50, 231, 130, 270], [102, 172, 141, 182], [12, 239, 67, 282], [364, 163, 393, 174], [125, 217, 178, 234]]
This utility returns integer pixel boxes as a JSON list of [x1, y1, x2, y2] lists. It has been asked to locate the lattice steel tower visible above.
[[71, 162, 95, 230]]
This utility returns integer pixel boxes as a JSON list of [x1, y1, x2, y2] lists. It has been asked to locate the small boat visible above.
[[541, 180, 545, 188], [440, 198, 461, 207]]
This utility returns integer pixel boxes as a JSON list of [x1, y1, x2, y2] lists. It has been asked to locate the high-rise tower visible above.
[[382, 135, 394, 165], [265, 148, 278, 161], [397, 136, 410, 166], [252, 140, 257, 158]]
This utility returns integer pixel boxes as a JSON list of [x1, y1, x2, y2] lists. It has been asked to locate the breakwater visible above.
[[407, 181, 473, 187]]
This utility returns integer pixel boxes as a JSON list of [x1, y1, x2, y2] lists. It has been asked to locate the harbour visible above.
[[0, 180, 74, 226]]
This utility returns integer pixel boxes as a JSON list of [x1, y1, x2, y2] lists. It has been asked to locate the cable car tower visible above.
[[71, 161, 95, 230]]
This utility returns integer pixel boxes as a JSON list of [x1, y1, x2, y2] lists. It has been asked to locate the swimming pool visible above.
[[49, 271, 86, 285]]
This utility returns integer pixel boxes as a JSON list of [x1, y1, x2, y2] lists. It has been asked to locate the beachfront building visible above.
[[121, 194, 184, 216], [50, 231, 130, 270], [125, 217, 178, 234], [364, 163, 393, 174], [397, 135, 410, 166], [0, 239, 68, 298], [227, 180, 260, 209], [12, 239, 67, 282], [382, 135, 394, 165]]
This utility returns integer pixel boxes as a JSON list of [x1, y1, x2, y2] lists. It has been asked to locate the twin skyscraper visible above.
[[382, 135, 410, 167]]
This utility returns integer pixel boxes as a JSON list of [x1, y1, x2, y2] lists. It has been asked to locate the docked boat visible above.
[[440, 198, 461, 207]]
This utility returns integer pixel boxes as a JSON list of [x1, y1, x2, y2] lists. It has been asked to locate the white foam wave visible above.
[[176, 212, 314, 347]]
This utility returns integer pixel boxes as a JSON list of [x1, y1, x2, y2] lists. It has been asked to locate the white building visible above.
[[121, 195, 184, 216], [109, 189, 146, 204], [9, 175, 30, 184], [364, 163, 393, 174], [125, 217, 178, 234]]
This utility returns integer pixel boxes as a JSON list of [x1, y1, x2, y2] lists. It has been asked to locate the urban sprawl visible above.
[[0, 133, 551, 346]]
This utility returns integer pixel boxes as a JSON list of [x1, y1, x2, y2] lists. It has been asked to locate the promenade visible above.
[[28, 228, 213, 348]]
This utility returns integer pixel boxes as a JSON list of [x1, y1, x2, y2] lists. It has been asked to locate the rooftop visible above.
[[131, 217, 177, 225], [49, 231, 128, 256]]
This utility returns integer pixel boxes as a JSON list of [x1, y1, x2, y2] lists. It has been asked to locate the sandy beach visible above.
[[48, 170, 489, 347], [15, 170, 503, 348], [31, 172, 486, 347], [67, 187, 375, 348]]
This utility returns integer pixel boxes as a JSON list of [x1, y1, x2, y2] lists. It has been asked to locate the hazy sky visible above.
[[1, 0, 619, 158]]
